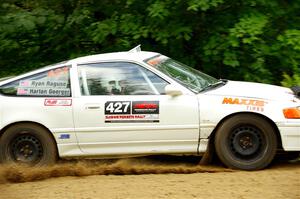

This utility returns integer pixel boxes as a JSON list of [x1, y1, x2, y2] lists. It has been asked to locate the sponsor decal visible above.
[[105, 101, 159, 123], [58, 134, 70, 139], [146, 56, 167, 67], [132, 101, 159, 114], [222, 97, 267, 112], [147, 58, 161, 66], [48, 67, 69, 78], [44, 99, 72, 106]]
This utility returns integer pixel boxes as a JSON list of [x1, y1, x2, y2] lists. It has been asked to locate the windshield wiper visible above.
[[200, 79, 227, 92]]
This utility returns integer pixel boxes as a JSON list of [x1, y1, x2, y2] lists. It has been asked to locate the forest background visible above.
[[0, 0, 299, 86]]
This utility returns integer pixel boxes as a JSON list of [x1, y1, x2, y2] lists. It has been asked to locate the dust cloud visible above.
[[0, 156, 233, 183]]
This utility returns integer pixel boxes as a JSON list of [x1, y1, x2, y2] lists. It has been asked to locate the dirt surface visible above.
[[0, 156, 299, 199]]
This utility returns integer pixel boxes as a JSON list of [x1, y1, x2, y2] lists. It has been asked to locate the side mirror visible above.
[[165, 84, 183, 96]]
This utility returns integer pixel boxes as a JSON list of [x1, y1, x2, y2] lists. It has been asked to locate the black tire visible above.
[[275, 151, 300, 162], [215, 114, 277, 170], [0, 123, 57, 166]]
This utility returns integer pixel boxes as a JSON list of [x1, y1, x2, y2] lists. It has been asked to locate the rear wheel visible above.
[[0, 123, 57, 166], [215, 114, 277, 170]]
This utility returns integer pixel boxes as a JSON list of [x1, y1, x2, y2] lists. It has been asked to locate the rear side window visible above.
[[0, 66, 71, 97]]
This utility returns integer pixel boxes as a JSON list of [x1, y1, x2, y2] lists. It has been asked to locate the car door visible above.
[[72, 61, 200, 156]]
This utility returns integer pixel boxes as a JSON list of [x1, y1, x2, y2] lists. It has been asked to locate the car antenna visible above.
[[128, 44, 141, 53]]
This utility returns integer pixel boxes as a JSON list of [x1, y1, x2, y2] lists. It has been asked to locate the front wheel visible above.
[[0, 123, 57, 166], [215, 114, 277, 170]]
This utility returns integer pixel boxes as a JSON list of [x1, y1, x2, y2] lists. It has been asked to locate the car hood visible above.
[[206, 80, 296, 101]]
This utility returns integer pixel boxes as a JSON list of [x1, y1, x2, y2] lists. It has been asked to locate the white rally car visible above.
[[0, 46, 299, 170]]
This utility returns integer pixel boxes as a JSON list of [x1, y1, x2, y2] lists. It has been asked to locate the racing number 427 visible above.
[[105, 101, 131, 114]]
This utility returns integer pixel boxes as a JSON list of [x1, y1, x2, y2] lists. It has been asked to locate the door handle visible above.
[[86, 106, 100, 110], [85, 104, 101, 110]]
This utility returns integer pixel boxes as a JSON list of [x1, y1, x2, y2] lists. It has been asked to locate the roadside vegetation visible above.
[[0, 0, 299, 86]]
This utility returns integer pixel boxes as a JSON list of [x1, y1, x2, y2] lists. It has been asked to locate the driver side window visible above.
[[78, 62, 169, 95]]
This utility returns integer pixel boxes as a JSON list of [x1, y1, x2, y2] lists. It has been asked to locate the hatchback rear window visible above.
[[0, 66, 71, 97]]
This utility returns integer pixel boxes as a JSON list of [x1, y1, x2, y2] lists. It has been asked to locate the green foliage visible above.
[[0, 0, 299, 87], [281, 73, 300, 87], [278, 30, 300, 51], [229, 13, 268, 45], [187, 0, 224, 11]]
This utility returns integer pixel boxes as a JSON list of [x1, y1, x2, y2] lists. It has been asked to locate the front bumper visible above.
[[277, 122, 300, 151]]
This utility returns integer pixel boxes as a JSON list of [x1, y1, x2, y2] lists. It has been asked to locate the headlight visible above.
[[283, 107, 300, 119]]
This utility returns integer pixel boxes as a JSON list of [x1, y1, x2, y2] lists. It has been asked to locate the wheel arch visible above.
[[0, 121, 59, 154], [208, 112, 283, 152]]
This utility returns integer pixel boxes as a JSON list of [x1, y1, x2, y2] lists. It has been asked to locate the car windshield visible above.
[[145, 55, 223, 93]]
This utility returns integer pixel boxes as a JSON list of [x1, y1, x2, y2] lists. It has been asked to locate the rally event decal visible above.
[[105, 101, 159, 123]]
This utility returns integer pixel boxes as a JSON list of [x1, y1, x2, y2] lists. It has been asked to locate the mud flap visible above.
[[199, 138, 215, 165]]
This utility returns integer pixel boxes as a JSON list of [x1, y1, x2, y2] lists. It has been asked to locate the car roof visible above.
[[0, 51, 160, 85], [70, 51, 159, 65]]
